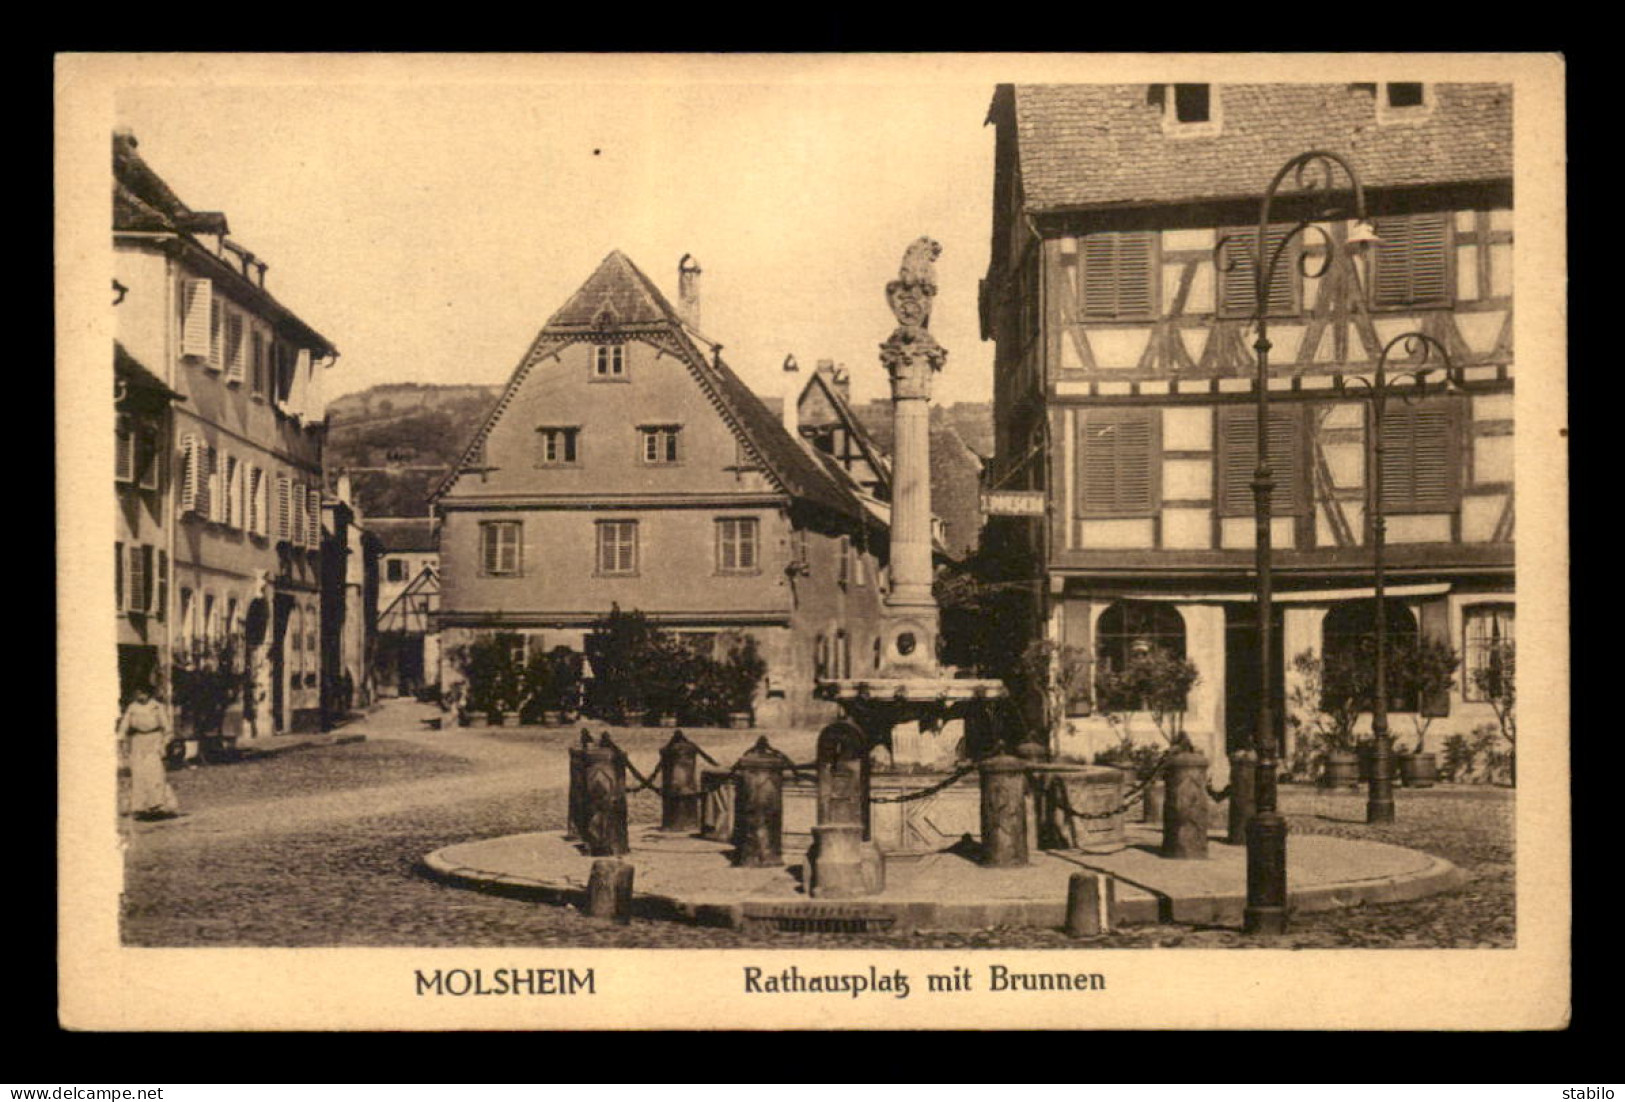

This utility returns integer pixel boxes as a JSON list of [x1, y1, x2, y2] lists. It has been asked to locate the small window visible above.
[[596, 520, 638, 575], [717, 518, 760, 574], [480, 521, 522, 576], [115, 417, 135, 483], [1386, 83, 1426, 109], [536, 427, 580, 465], [1173, 83, 1210, 123], [1078, 409, 1160, 518], [1463, 604, 1514, 703], [387, 559, 408, 583], [593, 344, 625, 378], [640, 426, 681, 465]]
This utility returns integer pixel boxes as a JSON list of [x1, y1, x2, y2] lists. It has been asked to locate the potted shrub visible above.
[[643, 634, 696, 727], [523, 647, 583, 726], [584, 604, 661, 724], [1287, 648, 1360, 787], [1016, 639, 1092, 760], [1471, 642, 1516, 786], [1392, 636, 1459, 788], [718, 633, 765, 728], [1093, 645, 1199, 820]]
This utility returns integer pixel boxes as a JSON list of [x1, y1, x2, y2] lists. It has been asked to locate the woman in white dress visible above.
[[118, 682, 180, 820]]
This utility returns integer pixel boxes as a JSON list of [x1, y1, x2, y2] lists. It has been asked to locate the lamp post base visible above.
[[1243, 811, 1289, 935]]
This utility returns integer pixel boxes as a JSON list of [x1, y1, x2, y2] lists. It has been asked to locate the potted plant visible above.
[[1392, 637, 1459, 788], [1287, 648, 1360, 787], [1016, 639, 1092, 760], [1471, 642, 1516, 786], [643, 634, 696, 727], [1093, 645, 1200, 820], [719, 633, 765, 728], [583, 604, 661, 724]]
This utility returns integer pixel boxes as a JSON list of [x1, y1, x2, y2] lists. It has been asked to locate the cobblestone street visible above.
[[121, 699, 1515, 949]]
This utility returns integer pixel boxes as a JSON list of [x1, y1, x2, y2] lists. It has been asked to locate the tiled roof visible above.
[[114, 341, 183, 401], [1004, 83, 1512, 211], [437, 251, 873, 527], [367, 517, 438, 553]]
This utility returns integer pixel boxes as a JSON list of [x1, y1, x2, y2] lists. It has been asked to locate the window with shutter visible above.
[[114, 542, 124, 612], [292, 483, 305, 548], [127, 544, 150, 614], [156, 550, 168, 622], [225, 310, 246, 383], [309, 489, 322, 546], [1080, 232, 1157, 319], [208, 299, 224, 371], [1372, 213, 1452, 308], [197, 444, 216, 522], [223, 455, 239, 529], [1217, 407, 1304, 516], [137, 424, 160, 491], [1219, 225, 1299, 318], [277, 476, 291, 542], [181, 279, 212, 359], [595, 521, 637, 575], [236, 460, 248, 530], [1078, 409, 1159, 517], [179, 435, 199, 514], [480, 521, 522, 576], [115, 417, 135, 483], [251, 328, 267, 396], [1379, 401, 1457, 513]]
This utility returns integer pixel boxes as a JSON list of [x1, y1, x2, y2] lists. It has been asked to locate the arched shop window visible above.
[[1321, 599, 1419, 713], [1096, 601, 1187, 670]]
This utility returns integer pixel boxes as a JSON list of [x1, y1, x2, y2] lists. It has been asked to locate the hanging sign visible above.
[[980, 491, 1047, 517]]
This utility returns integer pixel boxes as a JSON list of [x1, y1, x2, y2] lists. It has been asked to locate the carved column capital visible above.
[[880, 328, 947, 401]]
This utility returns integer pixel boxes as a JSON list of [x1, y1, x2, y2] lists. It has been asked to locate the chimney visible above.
[[818, 359, 851, 404], [336, 472, 354, 507], [782, 355, 800, 437], [678, 254, 702, 331]]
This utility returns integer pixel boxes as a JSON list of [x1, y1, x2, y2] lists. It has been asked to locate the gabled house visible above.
[[369, 516, 442, 698], [431, 252, 891, 726], [114, 128, 340, 738], [982, 83, 1516, 774]]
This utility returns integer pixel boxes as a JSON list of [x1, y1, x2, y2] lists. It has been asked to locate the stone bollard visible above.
[[732, 737, 785, 868], [584, 858, 635, 924], [816, 720, 871, 836], [1065, 871, 1116, 937], [582, 736, 629, 857], [565, 730, 593, 841], [1141, 775, 1165, 824], [978, 755, 1029, 868], [1161, 749, 1210, 860], [659, 731, 702, 833], [809, 823, 884, 898], [1226, 749, 1257, 845]]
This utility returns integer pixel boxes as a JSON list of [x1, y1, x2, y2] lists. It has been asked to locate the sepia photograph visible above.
[[58, 52, 1569, 1030]]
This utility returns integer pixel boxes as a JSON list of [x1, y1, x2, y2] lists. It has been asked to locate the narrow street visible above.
[[121, 697, 1515, 950]]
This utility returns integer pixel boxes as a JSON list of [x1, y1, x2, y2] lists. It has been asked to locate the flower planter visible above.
[[1398, 751, 1439, 789], [1320, 750, 1360, 788], [456, 710, 472, 728], [540, 710, 565, 727], [655, 713, 679, 728], [727, 711, 754, 729]]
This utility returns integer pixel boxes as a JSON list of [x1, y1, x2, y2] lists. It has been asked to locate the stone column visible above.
[[978, 755, 1029, 867], [732, 737, 785, 868]]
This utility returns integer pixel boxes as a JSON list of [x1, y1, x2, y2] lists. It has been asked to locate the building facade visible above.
[[433, 252, 891, 727], [982, 83, 1516, 778], [370, 516, 441, 698], [321, 484, 381, 725], [114, 129, 339, 738]]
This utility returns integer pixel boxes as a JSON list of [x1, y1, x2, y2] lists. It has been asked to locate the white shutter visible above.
[[225, 310, 246, 384], [181, 279, 212, 359], [223, 454, 237, 529], [206, 445, 221, 522], [308, 488, 322, 547], [208, 298, 224, 371], [236, 458, 249, 530], [292, 482, 305, 548], [114, 543, 124, 612], [277, 476, 291, 542], [115, 417, 134, 483], [180, 435, 198, 514]]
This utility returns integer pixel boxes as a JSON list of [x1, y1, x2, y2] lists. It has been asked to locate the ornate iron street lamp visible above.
[[1216, 152, 1375, 936], [1344, 332, 1457, 824]]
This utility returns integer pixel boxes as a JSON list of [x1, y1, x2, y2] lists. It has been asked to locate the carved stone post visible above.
[[809, 823, 885, 898], [584, 858, 634, 924], [1066, 871, 1116, 937], [1161, 750, 1211, 860], [732, 737, 785, 868], [659, 731, 701, 833], [816, 720, 870, 833], [979, 755, 1029, 868], [582, 736, 629, 857]]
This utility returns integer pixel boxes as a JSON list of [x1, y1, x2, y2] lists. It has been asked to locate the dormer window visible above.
[[1152, 84, 1222, 136], [1386, 82, 1426, 108], [1365, 82, 1434, 124]]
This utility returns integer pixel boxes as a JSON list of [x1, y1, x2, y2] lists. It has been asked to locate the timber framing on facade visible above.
[[983, 83, 1516, 782]]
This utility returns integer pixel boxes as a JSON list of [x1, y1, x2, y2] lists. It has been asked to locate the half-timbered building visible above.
[[431, 252, 891, 727], [982, 83, 1515, 776]]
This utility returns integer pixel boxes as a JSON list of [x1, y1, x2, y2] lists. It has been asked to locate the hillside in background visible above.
[[327, 382, 994, 521], [326, 383, 499, 517]]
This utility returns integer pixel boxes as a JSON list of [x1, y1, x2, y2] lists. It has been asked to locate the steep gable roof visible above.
[[432, 251, 871, 526], [1000, 82, 1513, 213], [795, 367, 892, 495]]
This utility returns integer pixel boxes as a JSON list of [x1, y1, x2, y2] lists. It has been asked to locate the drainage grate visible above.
[[770, 916, 896, 934]]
